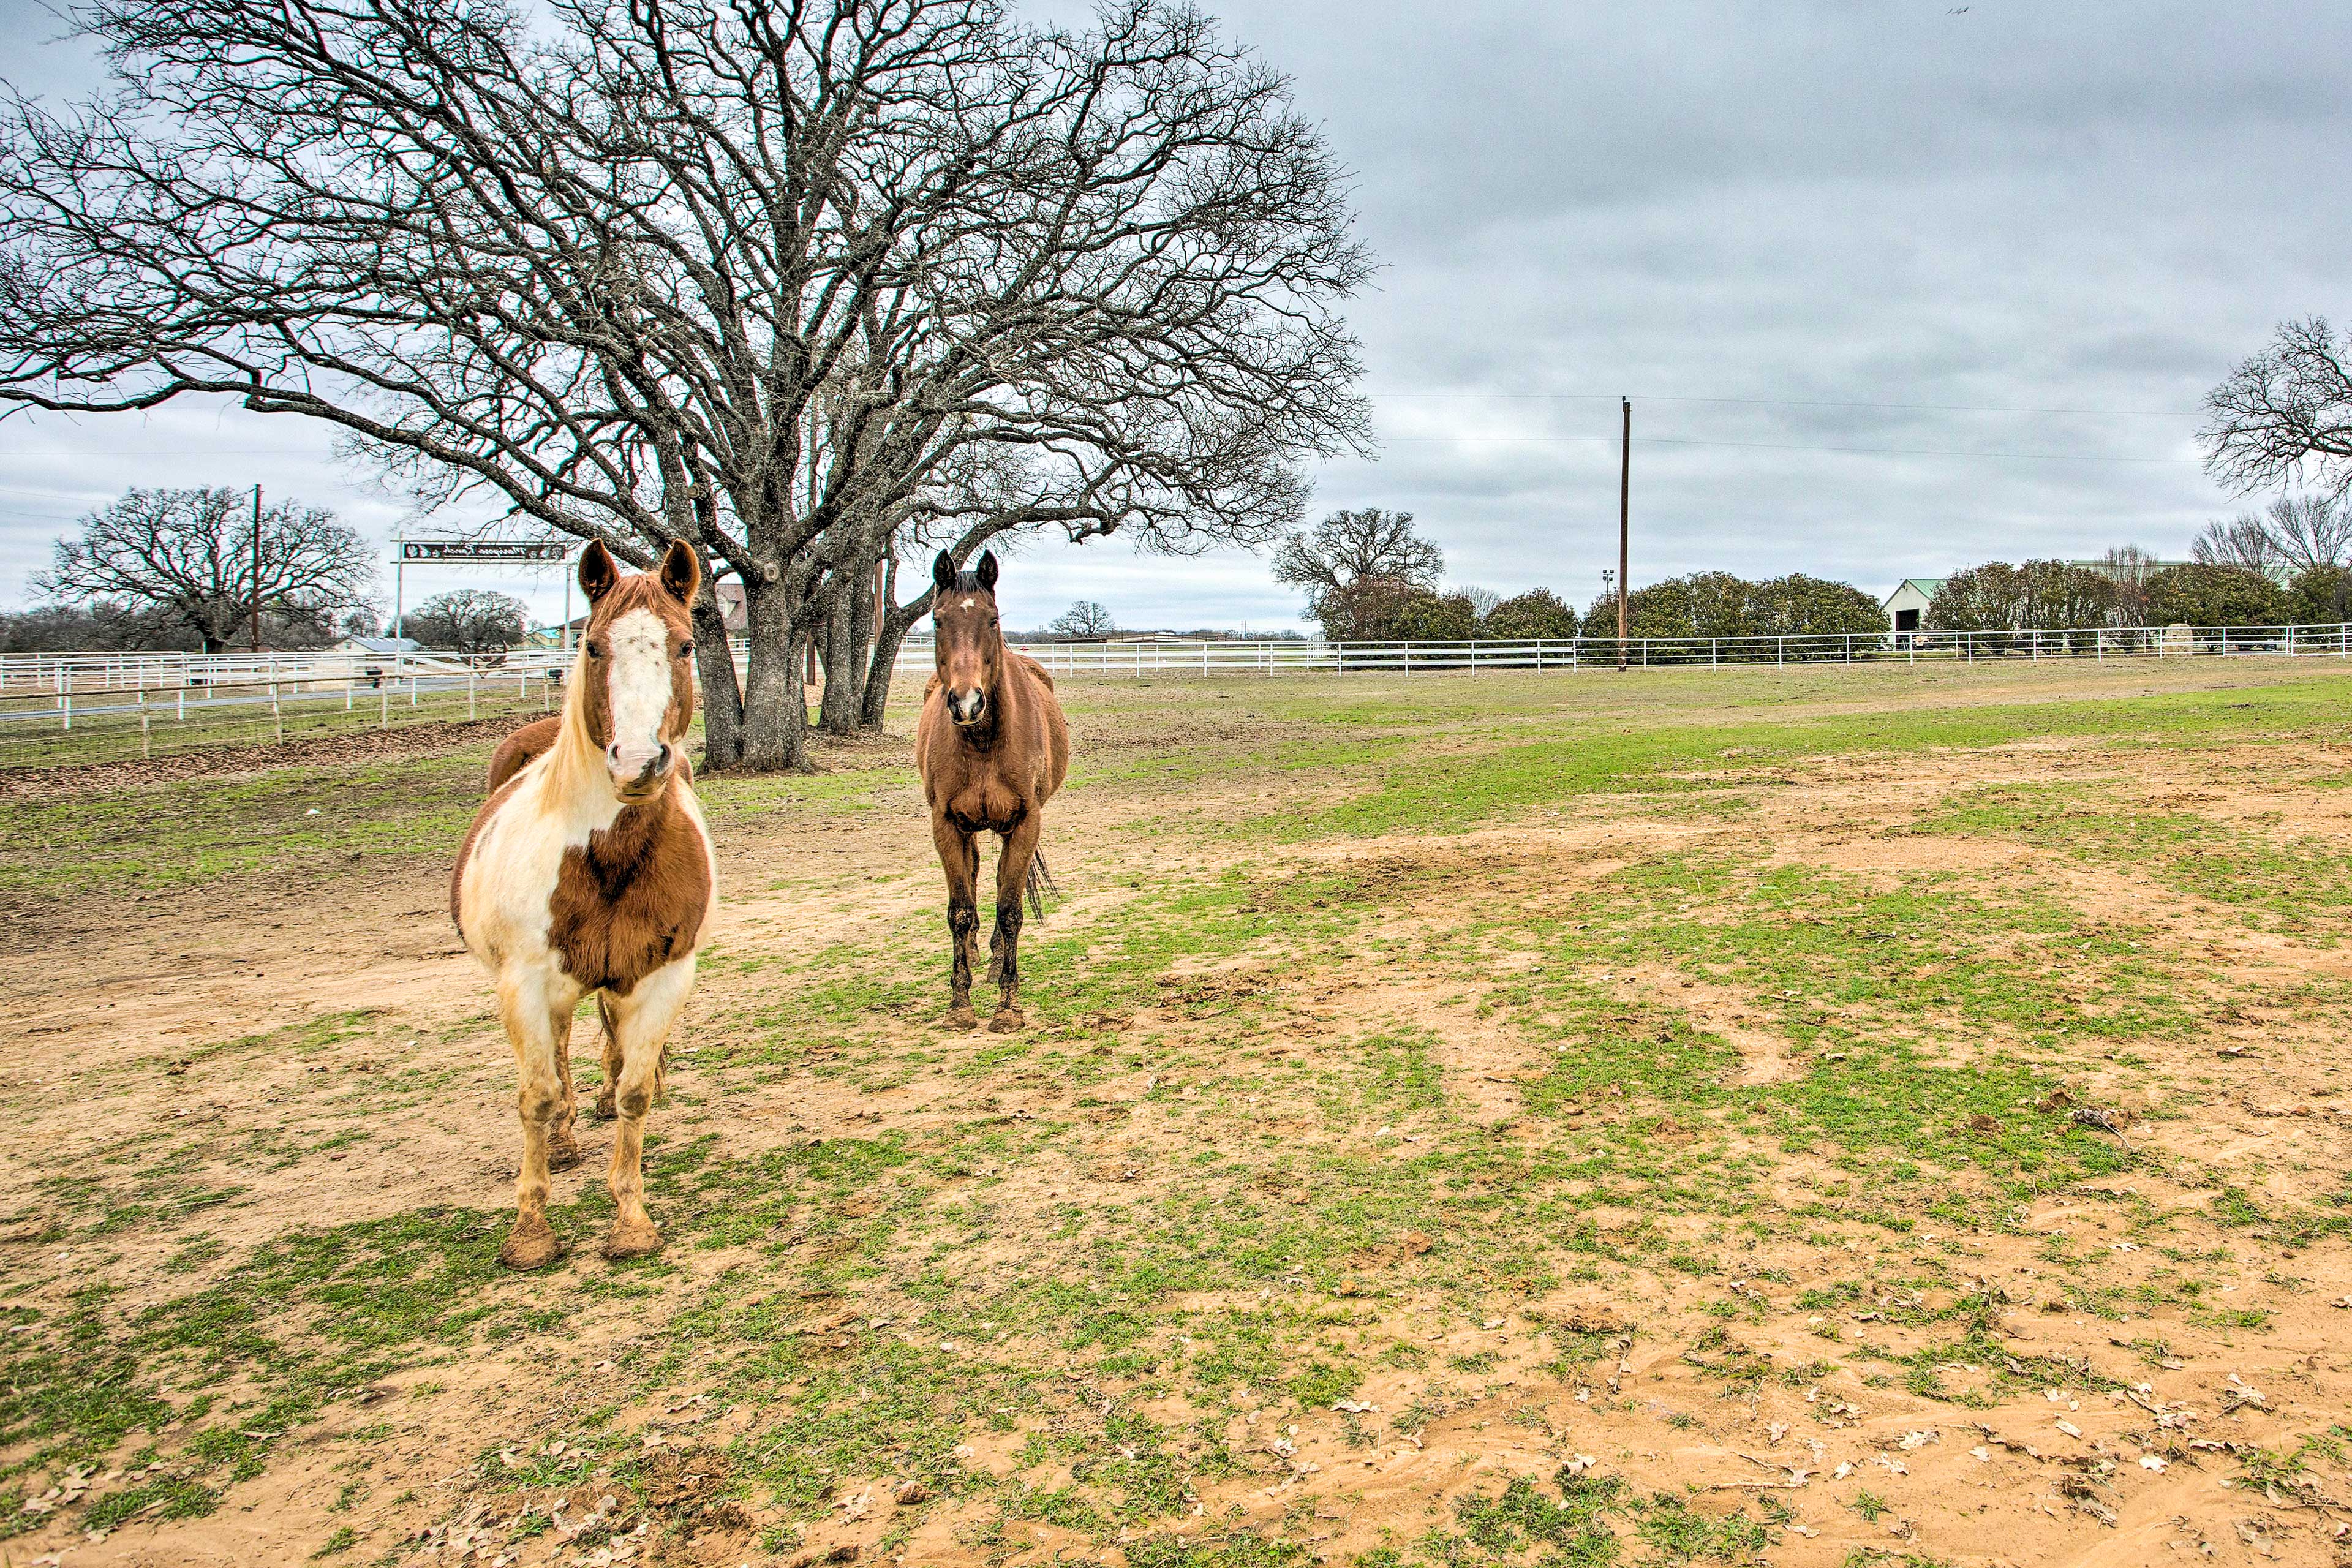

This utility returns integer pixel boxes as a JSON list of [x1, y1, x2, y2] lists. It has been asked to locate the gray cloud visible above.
[[4, 0, 2345, 631]]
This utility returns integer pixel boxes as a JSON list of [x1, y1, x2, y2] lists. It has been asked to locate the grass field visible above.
[[2, 659, 2349, 1567]]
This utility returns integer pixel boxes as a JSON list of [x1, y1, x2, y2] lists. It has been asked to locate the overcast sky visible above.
[[1, 0, 2342, 633]]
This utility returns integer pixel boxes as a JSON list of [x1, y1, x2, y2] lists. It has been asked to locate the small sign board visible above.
[[398, 539, 570, 563]]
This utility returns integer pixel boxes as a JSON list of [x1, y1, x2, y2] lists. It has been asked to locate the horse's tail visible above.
[[1025, 850, 1059, 922]]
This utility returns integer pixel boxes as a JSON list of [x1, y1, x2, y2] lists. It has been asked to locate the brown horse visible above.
[[916, 550, 1070, 1031], [451, 540, 715, 1269]]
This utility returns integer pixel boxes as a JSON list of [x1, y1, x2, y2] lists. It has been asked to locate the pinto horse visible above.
[[451, 540, 715, 1270], [916, 550, 1069, 1031]]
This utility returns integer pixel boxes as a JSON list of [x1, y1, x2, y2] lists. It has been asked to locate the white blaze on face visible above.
[[604, 607, 673, 782]]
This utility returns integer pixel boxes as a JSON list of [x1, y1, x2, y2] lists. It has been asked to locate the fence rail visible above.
[[4, 620, 2348, 771], [897, 621, 2352, 676]]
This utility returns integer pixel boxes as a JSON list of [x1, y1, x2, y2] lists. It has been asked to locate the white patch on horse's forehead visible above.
[[605, 606, 673, 747], [960, 598, 974, 609]]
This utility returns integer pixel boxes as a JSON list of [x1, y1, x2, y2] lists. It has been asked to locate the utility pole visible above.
[[1616, 398, 1630, 672], [250, 484, 264, 653]]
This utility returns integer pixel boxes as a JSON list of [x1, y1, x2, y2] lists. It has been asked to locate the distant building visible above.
[[711, 580, 750, 634], [334, 634, 424, 656], [1880, 579, 1944, 635]]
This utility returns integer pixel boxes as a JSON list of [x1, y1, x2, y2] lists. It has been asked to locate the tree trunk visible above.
[[690, 575, 745, 769], [817, 584, 861, 736], [863, 600, 924, 732], [734, 573, 810, 772]]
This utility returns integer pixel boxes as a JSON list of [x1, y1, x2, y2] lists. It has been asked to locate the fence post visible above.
[[141, 699, 151, 759], [270, 657, 284, 743], [467, 665, 477, 720], [380, 678, 390, 728], [1777, 636, 1784, 666], [1844, 634, 1851, 664], [61, 690, 70, 731]]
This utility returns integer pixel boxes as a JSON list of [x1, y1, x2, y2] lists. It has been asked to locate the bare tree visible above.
[[35, 486, 373, 650], [2201, 317, 2352, 500], [2253, 494, 2352, 570], [2190, 513, 2280, 572], [1455, 584, 1502, 619], [1046, 600, 1117, 639], [2191, 495, 2350, 574], [404, 589, 529, 653], [1271, 509, 1443, 622], [0, 0, 1371, 769], [2099, 544, 2162, 624]]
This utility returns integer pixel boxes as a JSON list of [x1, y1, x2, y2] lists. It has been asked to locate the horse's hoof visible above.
[[547, 1137, 582, 1172], [946, 1005, 979, 1029], [601, 1219, 662, 1261], [989, 1008, 1026, 1033], [593, 1095, 617, 1121], [499, 1216, 564, 1271]]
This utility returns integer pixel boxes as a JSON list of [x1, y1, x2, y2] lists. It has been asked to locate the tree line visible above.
[[1926, 559, 2347, 632], [1271, 508, 1887, 643]]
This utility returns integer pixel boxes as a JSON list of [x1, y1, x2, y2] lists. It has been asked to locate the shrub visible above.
[[2142, 564, 2289, 627], [1578, 571, 1882, 640], [1386, 590, 1479, 641], [1928, 560, 2117, 631], [1480, 588, 1578, 641], [1747, 573, 1890, 636], [2288, 565, 2352, 624]]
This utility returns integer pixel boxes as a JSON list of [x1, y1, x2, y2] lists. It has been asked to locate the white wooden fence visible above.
[[2, 620, 2346, 769]]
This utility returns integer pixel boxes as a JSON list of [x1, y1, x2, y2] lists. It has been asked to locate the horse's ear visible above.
[[932, 551, 958, 593], [579, 541, 619, 604], [975, 551, 998, 592], [657, 539, 699, 604]]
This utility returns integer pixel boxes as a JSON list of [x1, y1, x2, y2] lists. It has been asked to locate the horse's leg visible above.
[[497, 968, 578, 1270], [933, 815, 981, 1028], [593, 995, 620, 1120], [598, 959, 694, 1259], [546, 1000, 581, 1172], [987, 814, 1044, 1033]]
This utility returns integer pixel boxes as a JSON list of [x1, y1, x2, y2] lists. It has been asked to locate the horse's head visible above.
[[576, 539, 700, 801], [931, 549, 1003, 729]]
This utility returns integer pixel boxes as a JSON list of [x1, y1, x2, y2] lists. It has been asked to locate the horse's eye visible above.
[[678, 641, 694, 658], [586, 641, 605, 658]]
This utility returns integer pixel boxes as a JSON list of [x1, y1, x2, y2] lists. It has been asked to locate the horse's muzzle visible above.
[[948, 688, 987, 726], [608, 741, 675, 799]]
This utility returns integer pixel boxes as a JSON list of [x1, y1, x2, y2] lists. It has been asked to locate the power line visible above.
[[1377, 433, 2199, 463], [1368, 391, 2198, 417]]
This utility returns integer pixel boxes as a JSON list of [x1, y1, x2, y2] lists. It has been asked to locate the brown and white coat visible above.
[[451, 541, 715, 1269]]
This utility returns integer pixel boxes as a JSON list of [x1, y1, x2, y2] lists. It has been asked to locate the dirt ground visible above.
[[2, 658, 2350, 1568]]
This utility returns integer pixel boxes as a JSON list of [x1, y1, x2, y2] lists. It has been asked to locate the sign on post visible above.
[[391, 538, 574, 643], [399, 540, 570, 563]]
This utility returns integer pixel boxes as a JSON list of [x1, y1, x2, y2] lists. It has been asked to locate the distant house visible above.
[[1881, 579, 1944, 635], [334, 634, 424, 657], [712, 581, 750, 634]]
